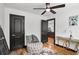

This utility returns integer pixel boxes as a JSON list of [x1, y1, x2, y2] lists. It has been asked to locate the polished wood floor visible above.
[[15, 37, 77, 55], [43, 37, 77, 55]]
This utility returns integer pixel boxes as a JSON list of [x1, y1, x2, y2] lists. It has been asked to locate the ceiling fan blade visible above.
[[41, 10, 46, 15], [46, 3, 50, 8], [50, 10, 56, 14], [33, 8, 46, 10], [50, 4, 65, 9]]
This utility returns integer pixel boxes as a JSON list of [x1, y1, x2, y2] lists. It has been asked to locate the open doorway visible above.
[[47, 18, 55, 45], [41, 18, 55, 45]]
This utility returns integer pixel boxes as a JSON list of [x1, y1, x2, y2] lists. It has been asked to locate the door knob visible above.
[[12, 34, 16, 36]]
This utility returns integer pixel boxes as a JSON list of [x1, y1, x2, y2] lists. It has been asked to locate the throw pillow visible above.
[[31, 34, 39, 43]]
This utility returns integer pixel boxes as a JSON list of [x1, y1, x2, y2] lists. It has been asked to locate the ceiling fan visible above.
[[33, 3, 65, 15]]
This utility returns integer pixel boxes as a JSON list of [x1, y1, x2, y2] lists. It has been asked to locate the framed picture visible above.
[[69, 15, 78, 26]]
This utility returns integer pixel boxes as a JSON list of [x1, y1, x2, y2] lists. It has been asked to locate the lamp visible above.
[[46, 8, 50, 12], [69, 29, 72, 40]]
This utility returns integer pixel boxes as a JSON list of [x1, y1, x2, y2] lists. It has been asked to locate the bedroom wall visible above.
[[0, 4, 4, 30], [4, 3, 79, 50], [55, 3, 79, 39], [4, 7, 47, 48], [53, 3, 79, 50]]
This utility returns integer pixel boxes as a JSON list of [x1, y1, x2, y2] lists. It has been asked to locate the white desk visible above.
[[56, 36, 79, 51]]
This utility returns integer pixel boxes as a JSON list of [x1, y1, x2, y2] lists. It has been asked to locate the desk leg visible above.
[[75, 43, 79, 51], [63, 40, 70, 48], [57, 38, 59, 44]]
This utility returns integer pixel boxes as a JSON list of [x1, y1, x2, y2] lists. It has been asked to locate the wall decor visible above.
[[69, 15, 78, 26]]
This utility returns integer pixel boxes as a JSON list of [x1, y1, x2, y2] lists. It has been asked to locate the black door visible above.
[[10, 14, 25, 50], [41, 20, 48, 43]]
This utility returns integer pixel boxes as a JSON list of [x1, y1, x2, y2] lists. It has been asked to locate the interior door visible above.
[[41, 20, 48, 43], [10, 14, 25, 50]]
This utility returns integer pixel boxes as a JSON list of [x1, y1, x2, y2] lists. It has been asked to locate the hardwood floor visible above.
[[43, 37, 77, 55], [14, 37, 77, 55]]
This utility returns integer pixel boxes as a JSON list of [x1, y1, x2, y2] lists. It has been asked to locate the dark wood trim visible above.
[[54, 19, 55, 45], [10, 14, 25, 17], [9, 14, 11, 49], [55, 44, 77, 52], [47, 18, 55, 21], [47, 18, 55, 45]]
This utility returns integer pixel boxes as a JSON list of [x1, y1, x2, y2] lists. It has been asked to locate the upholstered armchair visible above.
[[26, 34, 43, 55]]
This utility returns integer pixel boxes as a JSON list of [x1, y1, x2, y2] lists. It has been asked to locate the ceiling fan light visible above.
[[46, 9, 50, 12]]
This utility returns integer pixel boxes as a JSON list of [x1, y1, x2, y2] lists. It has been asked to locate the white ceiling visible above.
[[4, 3, 65, 17]]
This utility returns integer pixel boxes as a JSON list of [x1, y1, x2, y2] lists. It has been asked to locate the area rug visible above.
[[27, 47, 55, 55], [40, 48, 53, 55]]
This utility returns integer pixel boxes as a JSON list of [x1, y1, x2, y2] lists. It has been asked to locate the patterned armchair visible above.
[[27, 42, 43, 55], [26, 34, 43, 55]]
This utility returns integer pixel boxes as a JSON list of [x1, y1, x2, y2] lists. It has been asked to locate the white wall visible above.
[[55, 3, 79, 39], [54, 3, 79, 50], [0, 4, 4, 29], [4, 7, 47, 48]]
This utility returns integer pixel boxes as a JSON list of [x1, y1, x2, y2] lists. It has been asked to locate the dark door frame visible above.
[[47, 18, 55, 44], [9, 14, 25, 50]]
